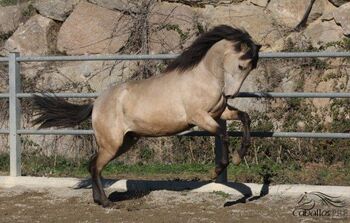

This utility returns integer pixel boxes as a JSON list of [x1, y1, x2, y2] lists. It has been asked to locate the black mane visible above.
[[165, 25, 260, 73]]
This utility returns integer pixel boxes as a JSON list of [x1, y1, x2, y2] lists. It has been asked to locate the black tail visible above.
[[32, 94, 93, 128]]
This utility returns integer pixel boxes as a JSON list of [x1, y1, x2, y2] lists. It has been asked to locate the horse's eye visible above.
[[238, 65, 244, 70]]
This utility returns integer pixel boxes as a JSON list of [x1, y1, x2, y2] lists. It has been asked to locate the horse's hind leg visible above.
[[89, 132, 139, 207], [89, 146, 119, 207]]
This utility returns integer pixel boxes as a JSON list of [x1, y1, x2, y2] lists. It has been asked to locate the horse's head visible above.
[[221, 28, 261, 97], [164, 25, 261, 97]]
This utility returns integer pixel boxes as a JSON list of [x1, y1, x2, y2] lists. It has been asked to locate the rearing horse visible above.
[[33, 25, 261, 207]]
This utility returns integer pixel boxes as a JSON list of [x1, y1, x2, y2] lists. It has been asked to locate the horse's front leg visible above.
[[220, 105, 251, 165], [189, 112, 229, 179]]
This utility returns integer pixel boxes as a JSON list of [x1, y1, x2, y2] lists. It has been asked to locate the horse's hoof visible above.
[[101, 200, 114, 208]]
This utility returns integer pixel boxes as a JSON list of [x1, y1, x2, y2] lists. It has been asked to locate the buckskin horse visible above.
[[33, 25, 261, 207]]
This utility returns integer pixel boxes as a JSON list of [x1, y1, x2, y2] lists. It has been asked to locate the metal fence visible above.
[[0, 52, 350, 182]]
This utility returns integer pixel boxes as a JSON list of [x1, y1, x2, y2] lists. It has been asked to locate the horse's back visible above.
[[122, 75, 191, 135], [93, 74, 190, 136]]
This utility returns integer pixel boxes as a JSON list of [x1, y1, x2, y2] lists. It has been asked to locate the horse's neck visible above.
[[201, 40, 228, 80], [176, 40, 230, 102]]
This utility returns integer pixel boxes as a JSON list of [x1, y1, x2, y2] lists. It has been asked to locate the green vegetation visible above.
[[330, 99, 350, 133], [159, 24, 190, 42], [283, 38, 319, 53], [0, 153, 9, 172], [21, 3, 36, 18], [195, 22, 205, 35], [0, 0, 17, 6], [212, 191, 230, 198], [139, 147, 155, 162], [323, 38, 350, 51], [1, 153, 349, 185]]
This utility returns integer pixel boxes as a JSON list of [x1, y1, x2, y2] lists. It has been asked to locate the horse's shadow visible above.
[[75, 176, 271, 204]]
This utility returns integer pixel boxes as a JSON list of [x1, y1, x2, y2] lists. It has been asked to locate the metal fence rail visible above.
[[0, 52, 349, 181], [14, 129, 350, 139], [7, 51, 350, 62], [1, 92, 350, 98]]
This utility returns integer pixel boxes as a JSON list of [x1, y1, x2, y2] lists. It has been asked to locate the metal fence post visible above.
[[215, 119, 227, 183], [9, 52, 21, 176]]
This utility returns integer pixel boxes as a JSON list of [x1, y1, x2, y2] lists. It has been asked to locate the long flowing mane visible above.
[[165, 25, 260, 73]]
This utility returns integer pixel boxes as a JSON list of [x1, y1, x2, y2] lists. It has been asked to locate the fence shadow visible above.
[[223, 173, 272, 207], [75, 178, 269, 203]]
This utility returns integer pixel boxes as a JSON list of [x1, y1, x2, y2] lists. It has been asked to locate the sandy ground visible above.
[[0, 185, 349, 223]]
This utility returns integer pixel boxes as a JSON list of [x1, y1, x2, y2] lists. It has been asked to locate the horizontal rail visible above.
[[12, 129, 350, 138], [259, 51, 350, 58], [17, 93, 99, 98], [178, 130, 350, 138], [237, 92, 350, 98], [0, 129, 9, 134], [17, 129, 94, 135], [0, 57, 8, 62], [0, 92, 346, 99], [1, 51, 350, 63], [0, 93, 9, 98], [16, 54, 178, 62]]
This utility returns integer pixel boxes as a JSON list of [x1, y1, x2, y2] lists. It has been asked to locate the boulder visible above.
[[333, 3, 350, 35], [321, 0, 339, 21], [313, 79, 334, 109], [87, 0, 141, 13], [328, 0, 350, 6], [303, 19, 344, 48], [269, 32, 304, 51], [2, 14, 59, 55], [267, 0, 324, 28], [0, 5, 22, 35], [57, 1, 132, 55], [148, 2, 198, 53], [228, 68, 268, 113], [57, 61, 137, 91], [32, 60, 137, 92], [201, 2, 282, 47], [33, 0, 80, 21]]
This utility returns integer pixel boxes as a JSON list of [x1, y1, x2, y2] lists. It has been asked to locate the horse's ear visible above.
[[257, 44, 262, 51]]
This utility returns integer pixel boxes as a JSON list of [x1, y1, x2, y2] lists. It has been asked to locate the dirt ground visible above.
[[0, 185, 349, 223]]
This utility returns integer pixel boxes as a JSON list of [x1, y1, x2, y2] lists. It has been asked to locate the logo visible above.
[[292, 192, 348, 218]]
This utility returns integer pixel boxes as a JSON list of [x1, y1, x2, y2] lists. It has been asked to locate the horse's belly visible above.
[[124, 103, 189, 136], [130, 118, 190, 137]]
